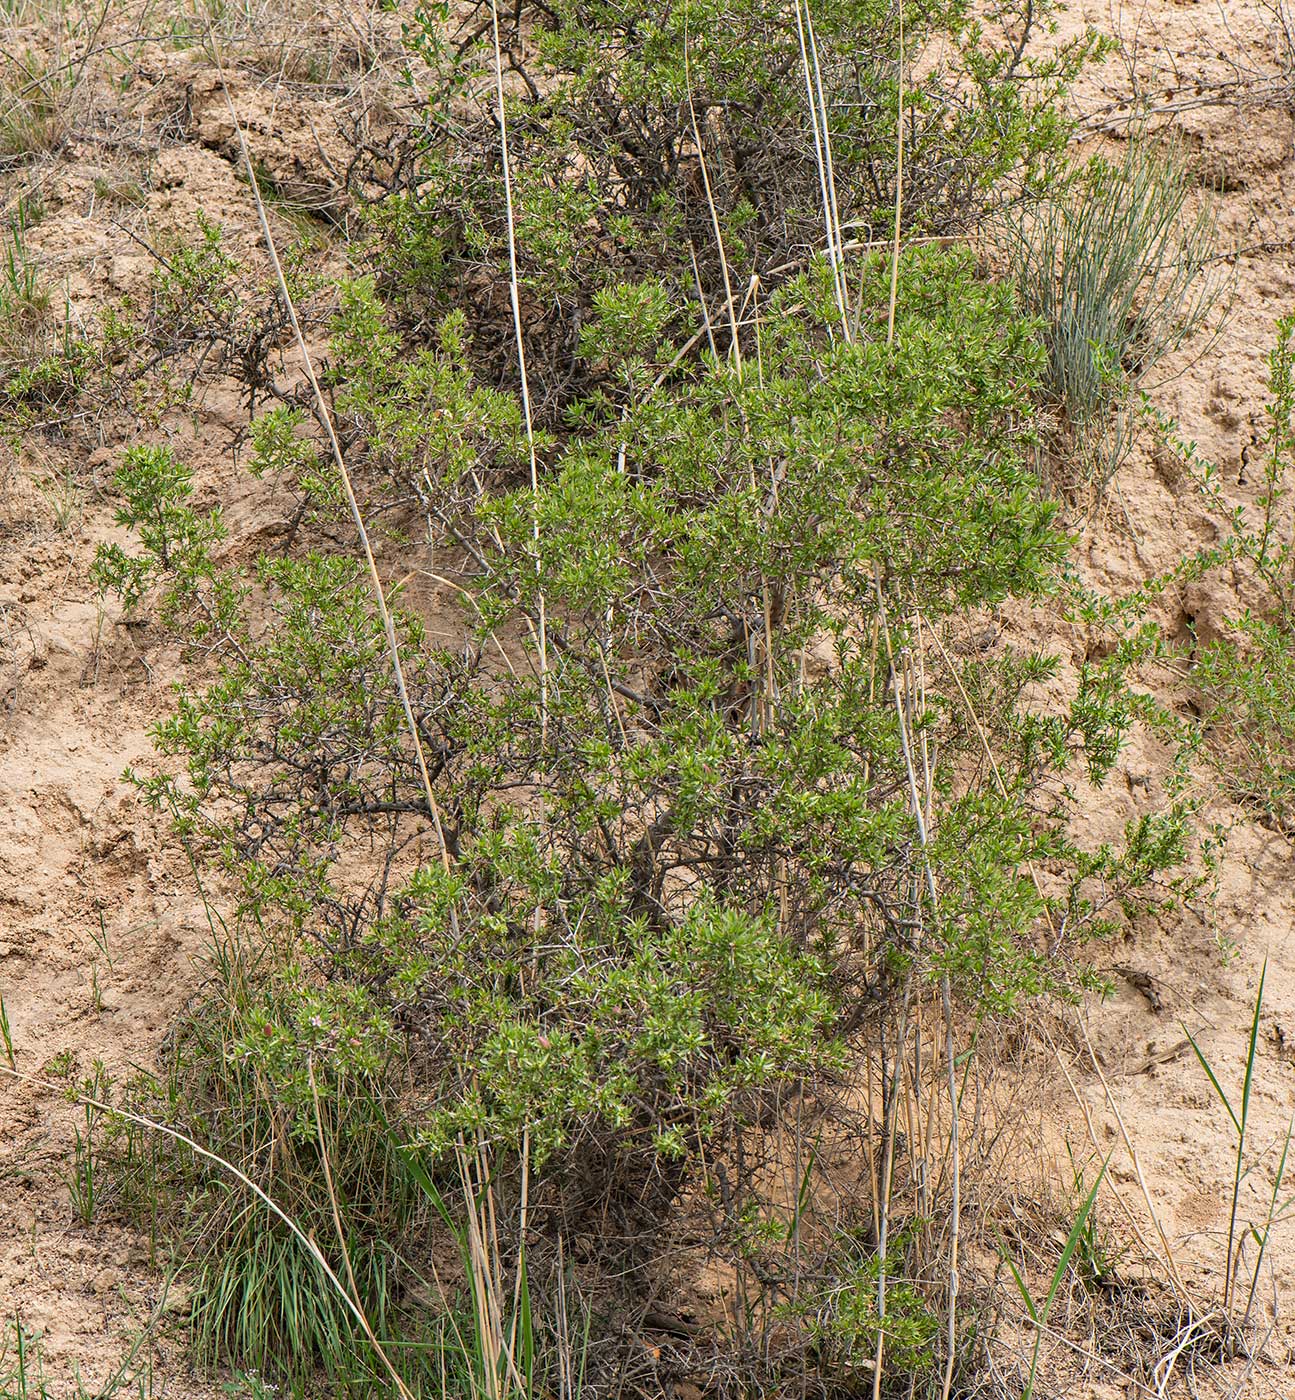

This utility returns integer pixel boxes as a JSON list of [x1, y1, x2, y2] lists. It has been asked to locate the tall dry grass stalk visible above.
[[205, 18, 456, 890], [792, 0, 848, 332], [886, 0, 903, 349], [488, 0, 549, 749]]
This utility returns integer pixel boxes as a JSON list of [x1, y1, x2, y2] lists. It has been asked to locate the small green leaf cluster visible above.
[[91, 444, 244, 642], [800, 1238, 942, 1378], [150, 213, 243, 340], [247, 406, 346, 521], [0, 339, 94, 410], [328, 284, 536, 516], [364, 858, 835, 1166]]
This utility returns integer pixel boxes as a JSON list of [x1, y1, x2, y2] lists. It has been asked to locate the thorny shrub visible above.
[[68, 0, 1225, 1392], [92, 246, 1201, 1396]]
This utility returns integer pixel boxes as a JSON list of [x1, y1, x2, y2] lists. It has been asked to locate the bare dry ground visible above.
[[2, 0, 1295, 1395]]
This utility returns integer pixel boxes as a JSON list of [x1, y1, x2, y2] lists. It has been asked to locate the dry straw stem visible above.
[[886, 0, 903, 348], [796, 16, 964, 1385], [792, 0, 848, 332], [203, 20, 455, 882], [874, 574, 960, 1400], [488, 0, 549, 749], [683, 14, 743, 364], [454, 1132, 533, 1400]]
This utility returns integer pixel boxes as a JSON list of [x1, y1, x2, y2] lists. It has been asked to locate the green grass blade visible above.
[[1002, 1253, 1038, 1323], [1041, 1152, 1110, 1321], [1239, 960, 1267, 1136], [1184, 1026, 1241, 1135]]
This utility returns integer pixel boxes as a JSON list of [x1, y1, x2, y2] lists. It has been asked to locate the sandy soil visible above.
[[1, 0, 1294, 1395], [1032, 3, 1295, 1394]]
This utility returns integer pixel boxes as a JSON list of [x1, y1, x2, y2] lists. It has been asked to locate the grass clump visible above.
[[0, 223, 54, 394], [177, 955, 424, 1389], [0, 226, 46, 333], [0, 220, 98, 417], [1002, 138, 1221, 495], [0, 57, 69, 166]]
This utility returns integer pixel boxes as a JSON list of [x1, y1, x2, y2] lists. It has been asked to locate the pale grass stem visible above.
[[488, 0, 549, 751], [792, 0, 847, 331], [886, 0, 904, 349], [484, 0, 551, 1051], [204, 20, 455, 892], [683, 17, 742, 367], [872, 571, 960, 1399]]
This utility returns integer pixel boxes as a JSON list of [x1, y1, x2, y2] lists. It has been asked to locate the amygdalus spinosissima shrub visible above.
[[93, 252, 1199, 1395], [81, 3, 1205, 1395]]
